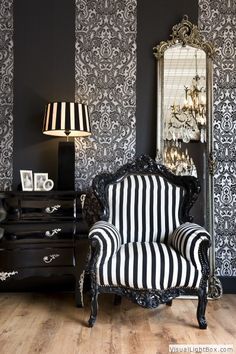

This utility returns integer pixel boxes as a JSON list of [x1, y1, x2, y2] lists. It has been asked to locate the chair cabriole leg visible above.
[[88, 286, 99, 327], [197, 287, 208, 329], [166, 299, 173, 306]]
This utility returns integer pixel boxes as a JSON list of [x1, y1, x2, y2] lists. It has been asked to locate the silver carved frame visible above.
[[153, 15, 222, 298]]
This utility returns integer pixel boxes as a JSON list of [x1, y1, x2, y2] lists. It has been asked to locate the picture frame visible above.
[[20, 170, 33, 191], [34, 173, 48, 191], [43, 179, 54, 191]]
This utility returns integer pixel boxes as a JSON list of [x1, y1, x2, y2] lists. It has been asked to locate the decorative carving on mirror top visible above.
[[75, 0, 137, 191], [199, 0, 236, 276], [0, 0, 13, 190], [153, 14, 214, 60]]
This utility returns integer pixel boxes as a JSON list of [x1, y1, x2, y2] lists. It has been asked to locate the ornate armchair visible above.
[[87, 155, 211, 328]]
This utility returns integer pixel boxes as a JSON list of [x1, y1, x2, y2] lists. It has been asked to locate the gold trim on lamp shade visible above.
[[42, 102, 91, 137]]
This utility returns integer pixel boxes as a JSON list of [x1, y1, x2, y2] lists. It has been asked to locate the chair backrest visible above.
[[107, 174, 185, 244], [93, 155, 200, 244]]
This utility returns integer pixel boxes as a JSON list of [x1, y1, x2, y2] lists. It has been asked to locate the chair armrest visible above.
[[170, 222, 211, 270], [88, 221, 122, 263]]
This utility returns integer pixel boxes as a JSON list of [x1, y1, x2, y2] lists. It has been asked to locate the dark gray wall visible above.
[[13, 0, 198, 188], [13, 0, 75, 189], [135, 0, 203, 224], [136, 0, 198, 157]]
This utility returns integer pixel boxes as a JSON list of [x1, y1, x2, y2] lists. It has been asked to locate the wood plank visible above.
[[0, 293, 235, 354]]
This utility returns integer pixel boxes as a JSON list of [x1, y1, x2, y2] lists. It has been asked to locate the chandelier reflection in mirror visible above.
[[164, 50, 206, 144], [164, 140, 197, 177], [163, 46, 206, 177]]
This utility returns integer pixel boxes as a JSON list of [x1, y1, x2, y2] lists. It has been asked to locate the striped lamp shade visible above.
[[43, 102, 91, 137]]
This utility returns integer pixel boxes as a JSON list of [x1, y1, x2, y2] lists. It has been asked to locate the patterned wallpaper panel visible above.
[[75, 0, 137, 191], [0, 0, 13, 190], [199, 0, 236, 276], [1, 0, 234, 278]]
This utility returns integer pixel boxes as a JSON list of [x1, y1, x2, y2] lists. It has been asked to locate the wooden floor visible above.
[[0, 292, 235, 354]]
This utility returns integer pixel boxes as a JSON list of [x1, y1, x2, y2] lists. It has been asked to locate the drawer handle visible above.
[[45, 205, 61, 214], [45, 228, 62, 238], [43, 254, 60, 264], [0, 271, 18, 281]]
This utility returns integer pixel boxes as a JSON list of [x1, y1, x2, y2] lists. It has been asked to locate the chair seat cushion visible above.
[[96, 242, 202, 290]]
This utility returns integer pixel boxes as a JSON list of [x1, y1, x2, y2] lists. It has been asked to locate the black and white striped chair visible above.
[[88, 155, 211, 328]]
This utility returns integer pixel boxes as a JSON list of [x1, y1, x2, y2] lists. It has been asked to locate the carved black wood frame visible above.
[[87, 155, 210, 329]]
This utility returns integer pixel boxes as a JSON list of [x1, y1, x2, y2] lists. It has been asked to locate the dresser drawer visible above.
[[0, 247, 74, 268], [2, 223, 75, 243], [0, 267, 75, 288], [19, 197, 75, 220], [2, 193, 83, 222], [0, 191, 88, 294]]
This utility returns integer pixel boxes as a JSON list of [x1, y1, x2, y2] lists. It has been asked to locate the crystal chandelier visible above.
[[164, 141, 197, 177], [164, 51, 206, 144]]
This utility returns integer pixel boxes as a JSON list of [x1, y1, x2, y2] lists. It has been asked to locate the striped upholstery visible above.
[[107, 174, 185, 244], [89, 221, 122, 264], [88, 173, 208, 292], [170, 222, 211, 270], [93, 242, 201, 290]]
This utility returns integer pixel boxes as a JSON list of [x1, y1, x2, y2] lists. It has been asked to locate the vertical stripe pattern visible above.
[[108, 174, 185, 244], [94, 241, 201, 290], [88, 173, 209, 291], [171, 222, 211, 270], [42, 102, 91, 137], [89, 221, 122, 285]]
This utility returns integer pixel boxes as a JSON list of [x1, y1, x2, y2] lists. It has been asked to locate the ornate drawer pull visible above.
[[0, 271, 18, 281], [43, 254, 60, 264], [45, 228, 61, 238], [45, 205, 61, 214]]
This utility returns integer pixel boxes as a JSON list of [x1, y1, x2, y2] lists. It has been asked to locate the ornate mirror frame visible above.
[[153, 15, 222, 298]]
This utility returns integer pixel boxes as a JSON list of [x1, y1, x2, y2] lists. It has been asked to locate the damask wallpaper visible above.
[[0, 0, 13, 190], [75, 0, 137, 191], [199, 0, 236, 276], [1, 0, 234, 279]]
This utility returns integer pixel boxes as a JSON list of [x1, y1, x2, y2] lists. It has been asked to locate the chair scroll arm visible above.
[[88, 221, 122, 264], [170, 222, 211, 270]]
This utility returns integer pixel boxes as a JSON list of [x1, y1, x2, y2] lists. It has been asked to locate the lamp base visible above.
[[58, 141, 75, 190]]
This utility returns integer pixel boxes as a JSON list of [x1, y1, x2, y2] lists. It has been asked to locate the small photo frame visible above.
[[34, 173, 48, 191], [20, 170, 33, 191], [43, 179, 54, 191]]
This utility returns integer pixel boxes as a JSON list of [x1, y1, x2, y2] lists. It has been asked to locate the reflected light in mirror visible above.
[[163, 45, 206, 143]]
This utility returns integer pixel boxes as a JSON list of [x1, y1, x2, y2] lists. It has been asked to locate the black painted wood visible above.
[[0, 191, 89, 305]]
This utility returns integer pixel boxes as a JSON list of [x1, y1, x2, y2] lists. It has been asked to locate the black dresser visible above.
[[0, 191, 89, 307]]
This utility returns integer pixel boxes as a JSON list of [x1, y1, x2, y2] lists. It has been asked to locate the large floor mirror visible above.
[[153, 15, 222, 298]]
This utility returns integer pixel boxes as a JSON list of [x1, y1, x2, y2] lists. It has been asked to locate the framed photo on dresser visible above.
[[20, 170, 33, 191], [34, 173, 48, 191]]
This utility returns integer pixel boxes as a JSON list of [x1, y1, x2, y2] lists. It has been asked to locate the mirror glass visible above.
[[163, 45, 206, 225], [163, 46, 206, 145]]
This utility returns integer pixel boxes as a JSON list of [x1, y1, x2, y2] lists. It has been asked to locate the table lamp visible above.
[[43, 102, 91, 190]]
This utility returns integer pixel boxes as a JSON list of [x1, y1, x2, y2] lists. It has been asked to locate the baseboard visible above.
[[219, 276, 236, 294]]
